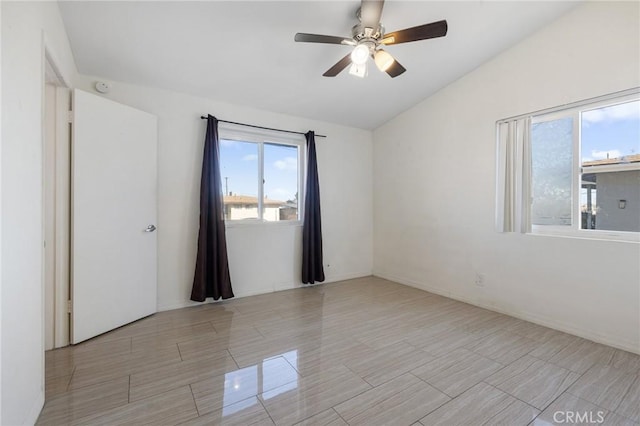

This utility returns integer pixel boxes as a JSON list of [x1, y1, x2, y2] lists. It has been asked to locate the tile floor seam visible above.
[[176, 343, 183, 361], [67, 364, 161, 394], [280, 354, 302, 377], [333, 378, 416, 422], [319, 376, 376, 420], [188, 384, 200, 417], [544, 341, 574, 360], [339, 363, 367, 385], [252, 324, 267, 339], [487, 354, 582, 409], [560, 360, 617, 408], [581, 361, 606, 376], [482, 352, 529, 379], [208, 320, 218, 334], [205, 320, 217, 333], [359, 355, 436, 388], [49, 397, 132, 426], [408, 372, 456, 399], [42, 375, 124, 407], [480, 381, 541, 413], [413, 386, 455, 423], [65, 366, 77, 392], [74, 384, 200, 426], [527, 352, 562, 365], [226, 348, 241, 369], [554, 368, 584, 403], [256, 396, 277, 425], [331, 407, 349, 426], [545, 358, 586, 374], [532, 346, 566, 362]]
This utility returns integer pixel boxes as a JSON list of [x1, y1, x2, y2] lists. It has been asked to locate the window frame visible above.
[[529, 92, 640, 242], [218, 123, 306, 226]]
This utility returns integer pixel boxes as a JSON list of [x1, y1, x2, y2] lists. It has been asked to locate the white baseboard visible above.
[[157, 271, 372, 313], [24, 390, 44, 426], [374, 270, 640, 355]]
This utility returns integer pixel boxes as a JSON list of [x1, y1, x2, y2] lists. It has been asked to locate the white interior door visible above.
[[72, 89, 157, 344]]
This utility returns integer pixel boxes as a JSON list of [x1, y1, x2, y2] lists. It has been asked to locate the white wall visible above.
[[75, 76, 373, 311], [373, 1, 640, 353], [1, 2, 77, 424], [0, 2, 3, 422]]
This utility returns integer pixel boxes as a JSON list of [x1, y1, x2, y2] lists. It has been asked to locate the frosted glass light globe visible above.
[[374, 50, 394, 72], [350, 44, 370, 65]]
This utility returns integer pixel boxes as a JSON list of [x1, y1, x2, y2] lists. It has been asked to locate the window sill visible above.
[[529, 226, 640, 243], [225, 219, 303, 229]]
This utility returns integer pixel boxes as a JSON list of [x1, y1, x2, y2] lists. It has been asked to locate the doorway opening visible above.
[[44, 50, 71, 350]]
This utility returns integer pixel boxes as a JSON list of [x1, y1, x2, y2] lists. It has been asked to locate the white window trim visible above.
[[219, 123, 306, 226], [497, 88, 640, 243], [530, 225, 639, 243], [499, 88, 639, 125]]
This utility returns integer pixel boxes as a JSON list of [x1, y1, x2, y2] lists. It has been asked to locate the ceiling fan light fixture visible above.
[[374, 49, 394, 72], [295, 0, 449, 78], [350, 44, 370, 65], [349, 62, 368, 78]]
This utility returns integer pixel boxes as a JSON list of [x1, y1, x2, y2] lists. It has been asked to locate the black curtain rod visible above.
[[200, 116, 326, 138]]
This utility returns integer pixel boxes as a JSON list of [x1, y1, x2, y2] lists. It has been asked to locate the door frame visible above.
[[43, 43, 72, 349]]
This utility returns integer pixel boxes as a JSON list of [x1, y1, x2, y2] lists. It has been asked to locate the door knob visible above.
[[145, 225, 156, 232]]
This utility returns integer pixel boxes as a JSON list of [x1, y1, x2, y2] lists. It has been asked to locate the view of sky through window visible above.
[[219, 139, 259, 198], [264, 143, 298, 203], [219, 139, 298, 203], [581, 100, 640, 163]]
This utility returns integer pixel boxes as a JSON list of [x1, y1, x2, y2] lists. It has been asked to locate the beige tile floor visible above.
[[38, 276, 640, 426]]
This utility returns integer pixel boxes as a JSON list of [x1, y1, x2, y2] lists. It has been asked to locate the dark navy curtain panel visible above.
[[301, 131, 325, 284], [191, 115, 234, 301]]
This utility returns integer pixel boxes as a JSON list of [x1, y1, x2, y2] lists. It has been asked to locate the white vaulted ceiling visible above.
[[58, 1, 579, 129]]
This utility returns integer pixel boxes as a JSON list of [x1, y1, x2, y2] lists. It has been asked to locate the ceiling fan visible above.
[[294, 0, 448, 78]]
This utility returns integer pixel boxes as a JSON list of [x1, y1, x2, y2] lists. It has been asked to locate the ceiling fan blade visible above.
[[323, 54, 352, 77], [360, 0, 385, 29], [385, 59, 406, 78], [295, 33, 355, 45], [381, 20, 448, 45]]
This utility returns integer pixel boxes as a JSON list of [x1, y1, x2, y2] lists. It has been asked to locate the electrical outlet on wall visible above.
[[475, 273, 485, 287]]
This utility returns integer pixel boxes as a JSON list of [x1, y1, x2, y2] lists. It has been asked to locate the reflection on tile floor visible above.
[[38, 276, 640, 425]]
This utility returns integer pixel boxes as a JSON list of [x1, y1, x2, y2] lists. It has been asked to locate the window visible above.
[[219, 126, 304, 223], [531, 116, 573, 227], [497, 90, 640, 241]]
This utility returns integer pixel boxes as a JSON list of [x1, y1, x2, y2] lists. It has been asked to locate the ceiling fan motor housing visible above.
[[352, 23, 384, 43]]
